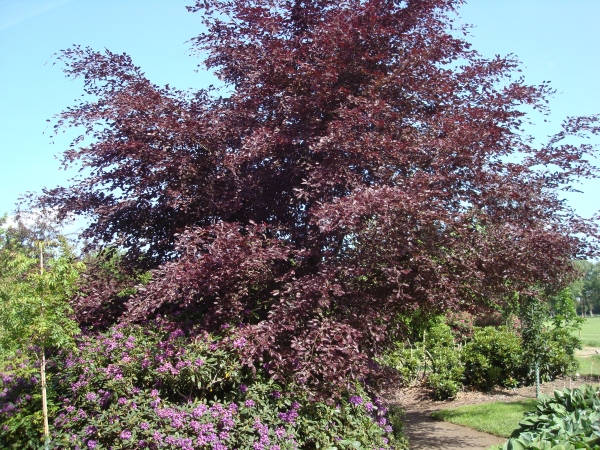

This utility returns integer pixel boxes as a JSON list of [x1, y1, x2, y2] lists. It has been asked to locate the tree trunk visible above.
[[39, 246, 50, 449], [535, 361, 541, 399], [41, 349, 49, 449]]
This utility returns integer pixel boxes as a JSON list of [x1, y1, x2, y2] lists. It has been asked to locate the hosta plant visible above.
[[492, 385, 600, 450]]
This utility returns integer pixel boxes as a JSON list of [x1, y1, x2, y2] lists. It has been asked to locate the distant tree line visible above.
[[550, 261, 600, 317]]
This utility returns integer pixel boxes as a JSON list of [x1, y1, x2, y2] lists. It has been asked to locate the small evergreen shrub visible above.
[[462, 326, 523, 390], [536, 327, 581, 383], [383, 314, 581, 400], [423, 322, 463, 400], [380, 344, 425, 385]]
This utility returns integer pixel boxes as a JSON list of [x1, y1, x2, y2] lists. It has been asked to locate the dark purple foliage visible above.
[[35, 0, 599, 394]]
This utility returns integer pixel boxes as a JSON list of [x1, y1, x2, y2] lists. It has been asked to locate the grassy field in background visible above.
[[576, 316, 600, 348], [576, 316, 600, 347], [575, 317, 600, 377], [576, 355, 600, 377], [430, 399, 537, 438]]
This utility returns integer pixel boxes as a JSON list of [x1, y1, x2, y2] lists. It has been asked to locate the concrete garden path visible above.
[[392, 379, 596, 450], [402, 407, 503, 449]]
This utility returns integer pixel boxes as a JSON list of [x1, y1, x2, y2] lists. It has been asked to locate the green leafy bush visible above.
[[426, 372, 462, 401], [382, 319, 463, 399], [423, 322, 463, 400], [462, 326, 523, 390], [541, 327, 581, 380], [0, 323, 407, 449], [380, 344, 425, 386], [385, 311, 581, 398], [491, 385, 600, 450]]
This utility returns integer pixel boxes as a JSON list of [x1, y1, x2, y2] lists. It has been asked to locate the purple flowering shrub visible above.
[[0, 323, 407, 449], [0, 350, 62, 448]]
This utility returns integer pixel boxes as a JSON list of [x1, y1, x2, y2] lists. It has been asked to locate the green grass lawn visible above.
[[430, 399, 537, 438], [574, 317, 600, 377], [576, 355, 600, 377], [576, 316, 600, 347]]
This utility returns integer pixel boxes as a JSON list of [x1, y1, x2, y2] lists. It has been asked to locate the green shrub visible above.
[[385, 311, 580, 398], [462, 326, 523, 390], [382, 319, 463, 399], [423, 321, 464, 399], [380, 344, 425, 385], [426, 372, 461, 400], [542, 327, 580, 379], [491, 385, 600, 449]]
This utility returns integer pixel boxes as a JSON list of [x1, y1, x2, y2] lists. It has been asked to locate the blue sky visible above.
[[1, 0, 599, 222]]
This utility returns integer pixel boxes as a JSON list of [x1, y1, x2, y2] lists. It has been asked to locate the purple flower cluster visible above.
[[278, 401, 300, 424], [103, 364, 123, 380], [157, 407, 188, 429], [233, 337, 247, 349], [253, 418, 297, 450], [192, 403, 208, 418], [125, 335, 136, 349], [349, 395, 363, 405], [1, 374, 13, 384], [156, 361, 179, 375], [119, 430, 132, 440], [190, 421, 217, 445], [253, 418, 271, 450], [165, 435, 193, 449], [71, 380, 89, 392]]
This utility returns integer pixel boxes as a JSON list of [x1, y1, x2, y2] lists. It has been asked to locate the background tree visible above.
[[559, 261, 600, 317], [581, 262, 600, 316], [34, 0, 599, 395], [548, 286, 582, 328], [0, 220, 83, 447]]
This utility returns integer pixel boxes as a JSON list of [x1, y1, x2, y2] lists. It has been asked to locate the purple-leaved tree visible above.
[[36, 0, 599, 395]]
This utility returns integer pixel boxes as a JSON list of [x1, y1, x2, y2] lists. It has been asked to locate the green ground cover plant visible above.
[[431, 399, 537, 438], [490, 385, 600, 450]]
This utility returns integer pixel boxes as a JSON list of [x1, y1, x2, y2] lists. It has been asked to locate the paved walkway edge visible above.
[[403, 409, 505, 450]]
